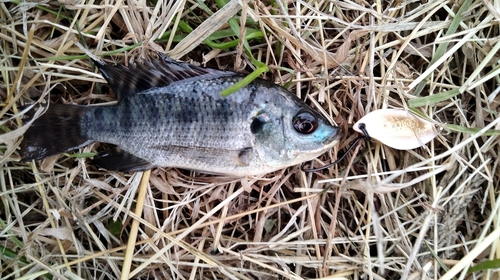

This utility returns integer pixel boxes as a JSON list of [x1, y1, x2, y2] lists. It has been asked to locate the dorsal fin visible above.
[[92, 53, 235, 100]]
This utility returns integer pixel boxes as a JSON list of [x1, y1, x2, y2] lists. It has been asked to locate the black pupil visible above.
[[293, 111, 318, 134]]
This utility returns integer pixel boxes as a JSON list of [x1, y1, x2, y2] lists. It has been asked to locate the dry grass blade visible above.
[[120, 170, 150, 280], [168, 0, 251, 59], [1, 0, 499, 279]]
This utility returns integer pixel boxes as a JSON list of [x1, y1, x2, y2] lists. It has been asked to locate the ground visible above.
[[1, 0, 499, 279]]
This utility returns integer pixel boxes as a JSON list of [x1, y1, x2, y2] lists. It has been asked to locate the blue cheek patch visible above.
[[311, 126, 335, 141]]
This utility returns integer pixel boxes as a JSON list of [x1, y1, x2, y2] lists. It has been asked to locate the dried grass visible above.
[[1, 0, 500, 279]]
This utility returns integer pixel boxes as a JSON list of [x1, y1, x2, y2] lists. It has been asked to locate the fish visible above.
[[19, 54, 341, 176]]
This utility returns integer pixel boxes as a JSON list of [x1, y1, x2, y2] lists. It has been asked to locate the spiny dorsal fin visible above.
[[92, 53, 235, 100]]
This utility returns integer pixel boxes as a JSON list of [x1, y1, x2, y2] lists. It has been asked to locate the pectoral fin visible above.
[[237, 147, 254, 166], [92, 147, 155, 172]]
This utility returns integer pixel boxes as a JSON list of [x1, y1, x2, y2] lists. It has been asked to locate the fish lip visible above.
[[322, 127, 341, 145]]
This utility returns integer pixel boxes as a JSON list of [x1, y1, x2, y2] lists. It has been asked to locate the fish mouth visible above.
[[322, 127, 341, 145]]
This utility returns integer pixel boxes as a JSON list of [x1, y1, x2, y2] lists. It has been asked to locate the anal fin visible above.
[[92, 147, 155, 172]]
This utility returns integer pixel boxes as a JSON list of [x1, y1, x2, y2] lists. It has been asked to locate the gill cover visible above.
[[251, 113, 289, 167]]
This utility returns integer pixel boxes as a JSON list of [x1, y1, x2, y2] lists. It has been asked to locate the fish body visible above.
[[20, 55, 340, 176]]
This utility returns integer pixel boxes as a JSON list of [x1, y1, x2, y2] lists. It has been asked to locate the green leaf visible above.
[[408, 88, 460, 107], [445, 124, 500, 136], [0, 125, 12, 133], [220, 64, 269, 97], [0, 245, 29, 264], [10, 0, 74, 21], [467, 259, 500, 273], [412, 0, 473, 96], [0, 218, 24, 249], [264, 219, 276, 233], [424, 240, 450, 274], [108, 220, 123, 235], [205, 31, 264, 49]]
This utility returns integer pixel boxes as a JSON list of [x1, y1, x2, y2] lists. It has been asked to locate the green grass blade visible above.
[[408, 89, 461, 107], [0, 218, 24, 249], [220, 65, 268, 97], [467, 259, 500, 273], [0, 245, 29, 264], [412, 0, 473, 96], [445, 124, 500, 136], [424, 240, 451, 275]]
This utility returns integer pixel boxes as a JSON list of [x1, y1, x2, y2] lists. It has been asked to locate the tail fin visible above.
[[20, 104, 92, 161]]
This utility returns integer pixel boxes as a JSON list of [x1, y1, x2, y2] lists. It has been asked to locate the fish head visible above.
[[250, 88, 341, 169]]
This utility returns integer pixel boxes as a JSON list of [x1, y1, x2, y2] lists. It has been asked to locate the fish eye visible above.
[[293, 111, 318, 134]]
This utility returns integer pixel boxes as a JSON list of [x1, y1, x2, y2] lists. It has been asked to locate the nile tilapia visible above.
[[20, 54, 340, 176]]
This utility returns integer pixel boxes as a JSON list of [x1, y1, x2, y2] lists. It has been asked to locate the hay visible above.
[[1, 0, 499, 279]]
